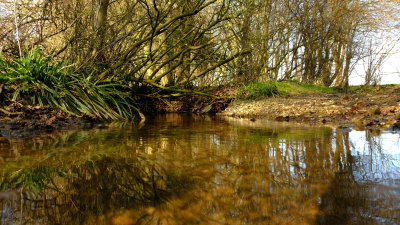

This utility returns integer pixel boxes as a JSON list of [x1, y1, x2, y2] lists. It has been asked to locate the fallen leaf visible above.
[[45, 116, 57, 126]]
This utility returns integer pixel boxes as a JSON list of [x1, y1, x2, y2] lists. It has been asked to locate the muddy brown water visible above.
[[0, 114, 399, 225]]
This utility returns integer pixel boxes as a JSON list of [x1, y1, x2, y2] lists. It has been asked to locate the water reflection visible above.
[[0, 114, 399, 224]]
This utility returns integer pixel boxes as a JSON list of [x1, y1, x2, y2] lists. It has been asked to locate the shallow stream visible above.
[[0, 114, 399, 225]]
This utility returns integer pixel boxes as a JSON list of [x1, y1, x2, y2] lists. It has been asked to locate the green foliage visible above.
[[2, 166, 65, 191], [1, 48, 137, 120], [237, 82, 279, 99], [0, 54, 5, 70]]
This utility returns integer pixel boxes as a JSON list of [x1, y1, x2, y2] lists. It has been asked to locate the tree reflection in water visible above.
[[0, 114, 399, 225]]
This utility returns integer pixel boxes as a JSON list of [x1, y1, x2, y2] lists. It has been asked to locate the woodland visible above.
[[0, 0, 399, 120]]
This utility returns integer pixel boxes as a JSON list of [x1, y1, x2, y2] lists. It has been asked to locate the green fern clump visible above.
[[1, 48, 138, 120]]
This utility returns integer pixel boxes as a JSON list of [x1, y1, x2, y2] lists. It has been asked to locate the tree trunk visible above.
[[92, 0, 110, 59]]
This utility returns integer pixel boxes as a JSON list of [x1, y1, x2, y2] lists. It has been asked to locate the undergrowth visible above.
[[0, 48, 137, 120], [237, 82, 279, 99]]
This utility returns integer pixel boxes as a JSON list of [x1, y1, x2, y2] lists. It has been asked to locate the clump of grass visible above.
[[0, 48, 138, 120], [237, 82, 279, 99]]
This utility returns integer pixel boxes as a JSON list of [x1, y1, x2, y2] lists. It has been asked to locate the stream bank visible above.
[[0, 104, 101, 138], [219, 89, 400, 130], [0, 88, 233, 138], [1, 85, 400, 138]]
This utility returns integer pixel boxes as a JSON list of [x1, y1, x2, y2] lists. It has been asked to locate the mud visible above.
[[0, 104, 101, 138], [139, 87, 234, 114]]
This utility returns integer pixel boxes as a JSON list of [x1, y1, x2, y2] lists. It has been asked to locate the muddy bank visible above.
[[0, 88, 233, 138], [0, 104, 103, 138], [139, 88, 234, 114], [3, 86, 399, 138], [219, 90, 400, 130]]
